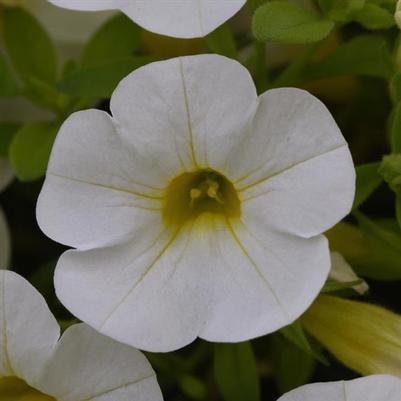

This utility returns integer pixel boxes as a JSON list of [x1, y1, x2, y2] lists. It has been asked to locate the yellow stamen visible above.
[[163, 168, 240, 227], [206, 180, 223, 204]]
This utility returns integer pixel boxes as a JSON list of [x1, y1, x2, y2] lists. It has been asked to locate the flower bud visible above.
[[396, 0, 401, 29], [302, 295, 401, 377], [329, 252, 368, 294]]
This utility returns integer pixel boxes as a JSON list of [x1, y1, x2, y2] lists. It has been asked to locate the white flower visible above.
[[37, 54, 355, 352], [278, 375, 401, 401], [0, 160, 13, 268], [0, 270, 163, 401], [329, 251, 368, 295], [48, 0, 246, 38]]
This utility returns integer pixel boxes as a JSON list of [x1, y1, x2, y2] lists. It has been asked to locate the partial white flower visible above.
[[329, 251, 368, 294], [48, 0, 246, 38], [278, 375, 401, 401], [0, 160, 13, 268], [37, 54, 355, 352], [0, 270, 163, 401]]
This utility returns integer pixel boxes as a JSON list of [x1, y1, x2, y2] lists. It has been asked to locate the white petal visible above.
[[55, 214, 329, 351], [48, 0, 117, 11], [110, 55, 257, 174], [39, 324, 162, 401], [37, 109, 164, 250], [229, 88, 355, 237], [0, 271, 59, 384], [0, 159, 13, 193], [329, 251, 368, 294], [278, 375, 401, 401], [200, 218, 330, 342], [48, 0, 246, 38], [0, 208, 10, 268], [54, 223, 206, 352]]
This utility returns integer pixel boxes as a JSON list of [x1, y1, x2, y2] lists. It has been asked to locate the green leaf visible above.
[[280, 321, 329, 365], [213, 342, 260, 401], [304, 35, 392, 81], [3, 7, 57, 83], [352, 211, 401, 280], [390, 73, 401, 103], [318, 0, 365, 21], [353, 162, 383, 209], [10, 121, 59, 181], [24, 76, 68, 113], [179, 375, 207, 400], [0, 123, 19, 157], [379, 154, 401, 193], [252, 2, 334, 44], [270, 334, 316, 393], [272, 44, 317, 87], [248, 0, 266, 12], [396, 197, 401, 230], [57, 57, 154, 98], [391, 105, 401, 153], [0, 54, 20, 97], [354, 3, 395, 29], [81, 14, 140, 67], [205, 23, 237, 59]]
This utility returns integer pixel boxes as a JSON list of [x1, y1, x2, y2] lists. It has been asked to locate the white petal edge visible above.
[[37, 109, 165, 250], [229, 88, 355, 238], [110, 54, 258, 174], [48, 0, 246, 38], [55, 214, 330, 352], [238, 145, 355, 238], [277, 375, 401, 401], [0, 270, 60, 385], [39, 323, 163, 401]]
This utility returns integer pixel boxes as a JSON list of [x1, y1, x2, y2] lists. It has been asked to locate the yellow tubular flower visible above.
[[302, 295, 401, 378]]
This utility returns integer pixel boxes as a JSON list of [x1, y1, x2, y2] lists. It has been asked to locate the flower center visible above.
[[163, 169, 240, 226], [0, 377, 56, 401]]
